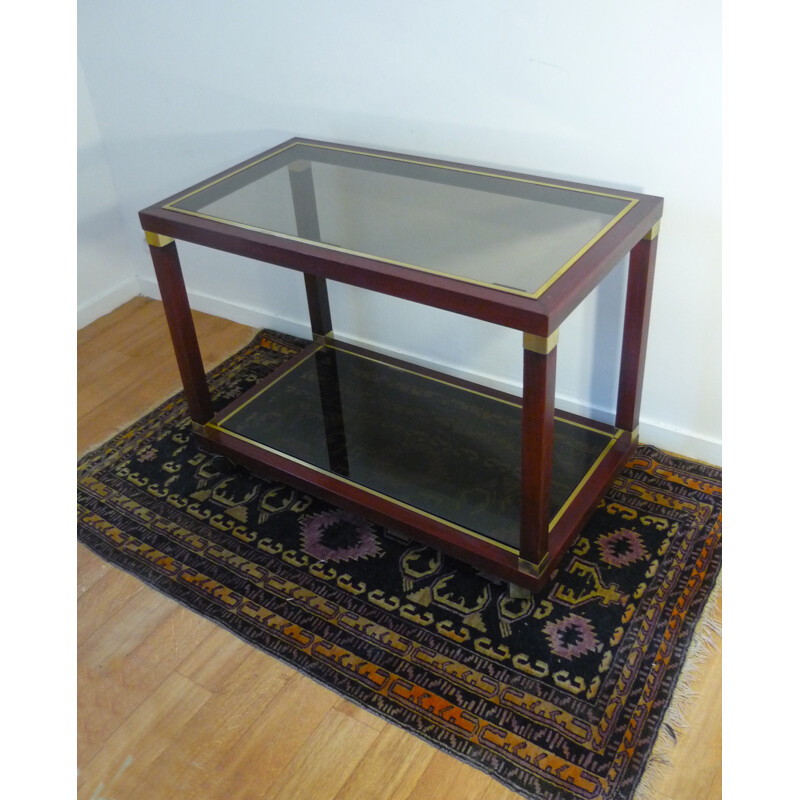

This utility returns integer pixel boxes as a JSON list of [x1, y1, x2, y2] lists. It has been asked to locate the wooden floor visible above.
[[77, 297, 722, 800]]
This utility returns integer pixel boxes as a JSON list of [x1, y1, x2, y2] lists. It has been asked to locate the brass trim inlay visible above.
[[216, 345, 323, 427], [548, 428, 624, 532], [327, 342, 522, 408], [523, 330, 559, 355], [644, 221, 661, 241], [145, 231, 174, 248], [163, 141, 640, 301], [518, 553, 551, 578]]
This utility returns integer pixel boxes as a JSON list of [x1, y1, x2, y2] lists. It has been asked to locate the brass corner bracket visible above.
[[644, 221, 661, 241], [145, 231, 175, 248], [523, 330, 559, 355], [313, 330, 335, 346], [518, 552, 551, 579]]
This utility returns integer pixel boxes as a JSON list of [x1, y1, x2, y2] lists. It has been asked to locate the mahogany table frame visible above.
[[139, 138, 663, 592]]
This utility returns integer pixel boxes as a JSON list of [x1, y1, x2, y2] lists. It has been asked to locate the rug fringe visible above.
[[633, 574, 721, 800]]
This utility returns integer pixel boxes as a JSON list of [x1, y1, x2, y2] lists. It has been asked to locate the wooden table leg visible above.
[[313, 347, 350, 476], [305, 274, 333, 338], [518, 331, 559, 579], [616, 225, 659, 432], [288, 160, 347, 472], [289, 160, 333, 339], [147, 234, 213, 425]]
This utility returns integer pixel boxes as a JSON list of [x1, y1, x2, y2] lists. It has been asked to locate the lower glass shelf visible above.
[[209, 341, 621, 551]]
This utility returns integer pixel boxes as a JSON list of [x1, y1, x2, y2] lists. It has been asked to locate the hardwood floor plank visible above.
[[332, 695, 388, 733], [704, 766, 722, 800], [197, 672, 343, 799], [78, 599, 216, 767], [77, 554, 145, 645], [480, 782, 530, 799], [77, 671, 212, 800], [77, 297, 255, 457], [128, 649, 293, 799], [404, 750, 497, 800], [77, 542, 112, 598], [259, 708, 380, 800], [76, 347, 132, 405], [175, 623, 255, 693], [332, 723, 436, 800], [77, 296, 151, 350], [79, 580, 176, 671]]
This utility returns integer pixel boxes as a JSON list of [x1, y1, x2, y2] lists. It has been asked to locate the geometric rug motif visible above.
[[77, 329, 722, 800]]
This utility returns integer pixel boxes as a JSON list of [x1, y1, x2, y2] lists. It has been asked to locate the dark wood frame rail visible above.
[[139, 137, 663, 592]]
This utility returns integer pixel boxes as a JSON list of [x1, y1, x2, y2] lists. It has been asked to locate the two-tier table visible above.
[[139, 138, 663, 593]]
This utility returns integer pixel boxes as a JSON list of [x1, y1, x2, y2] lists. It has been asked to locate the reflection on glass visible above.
[[169, 143, 635, 297], [218, 345, 615, 548]]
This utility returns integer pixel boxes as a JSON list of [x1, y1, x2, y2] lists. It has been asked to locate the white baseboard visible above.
[[553, 394, 721, 466], [138, 279, 722, 467], [77, 277, 140, 329], [636, 422, 721, 466], [138, 276, 313, 339]]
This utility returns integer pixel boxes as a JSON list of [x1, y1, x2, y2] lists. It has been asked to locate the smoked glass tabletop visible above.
[[166, 142, 638, 299], [214, 344, 618, 549]]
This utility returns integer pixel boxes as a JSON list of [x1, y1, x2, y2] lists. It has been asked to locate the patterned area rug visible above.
[[77, 330, 722, 800]]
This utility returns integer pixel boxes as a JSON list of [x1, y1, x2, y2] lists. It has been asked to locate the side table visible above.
[[139, 138, 663, 592]]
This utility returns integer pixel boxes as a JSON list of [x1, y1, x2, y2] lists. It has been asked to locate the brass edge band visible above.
[[523, 330, 559, 355], [145, 231, 175, 248], [518, 552, 551, 578], [644, 221, 661, 241]]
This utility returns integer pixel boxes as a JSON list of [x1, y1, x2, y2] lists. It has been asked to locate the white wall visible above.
[[77, 58, 141, 326], [77, 0, 721, 463]]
